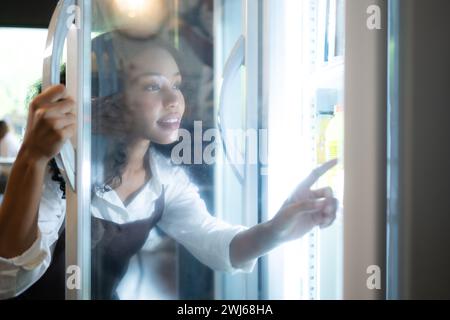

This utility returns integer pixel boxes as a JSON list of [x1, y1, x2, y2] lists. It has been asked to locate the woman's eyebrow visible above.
[[131, 72, 181, 83]]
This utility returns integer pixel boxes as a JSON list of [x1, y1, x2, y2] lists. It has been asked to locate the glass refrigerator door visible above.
[[63, 0, 250, 300], [214, 0, 346, 300], [60, 0, 348, 300]]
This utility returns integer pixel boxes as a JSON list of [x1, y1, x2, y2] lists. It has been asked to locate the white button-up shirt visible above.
[[0, 147, 256, 299]]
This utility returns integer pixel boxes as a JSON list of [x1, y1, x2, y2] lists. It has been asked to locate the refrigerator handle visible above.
[[43, 0, 77, 191], [218, 35, 246, 184]]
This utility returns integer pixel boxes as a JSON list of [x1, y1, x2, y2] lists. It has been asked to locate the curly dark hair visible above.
[[91, 93, 147, 191]]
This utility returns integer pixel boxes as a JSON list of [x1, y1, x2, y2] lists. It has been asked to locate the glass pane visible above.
[[213, 0, 250, 300], [88, 0, 245, 300], [81, 0, 344, 300]]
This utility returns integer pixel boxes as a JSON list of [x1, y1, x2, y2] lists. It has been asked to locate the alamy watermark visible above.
[[66, 264, 81, 290], [367, 5, 382, 30], [66, 4, 81, 30], [366, 265, 382, 290], [170, 121, 268, 168]]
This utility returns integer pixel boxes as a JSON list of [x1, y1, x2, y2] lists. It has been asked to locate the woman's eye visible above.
[[173, 83, 182, 91], [145, 84, 160, 92]]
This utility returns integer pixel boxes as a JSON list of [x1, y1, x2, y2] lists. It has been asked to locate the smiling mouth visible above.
[[157, 117, 181, 131]]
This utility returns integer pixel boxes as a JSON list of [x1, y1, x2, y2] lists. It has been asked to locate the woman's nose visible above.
[[162, 88, 180, 109]]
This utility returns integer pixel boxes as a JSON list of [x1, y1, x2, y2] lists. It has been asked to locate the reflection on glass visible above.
[[82, 0, 343, 300], [90, 31, 185, 299], [89, 0, 221, 299]]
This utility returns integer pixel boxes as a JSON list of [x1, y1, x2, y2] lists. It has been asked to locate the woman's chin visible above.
[[151, 132, 180, 145]]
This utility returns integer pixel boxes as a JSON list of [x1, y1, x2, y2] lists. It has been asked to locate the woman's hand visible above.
[[268, 159, 339, 244], [230, 159, 339, 268], [21, 84, 76, 166], [0, 85, 76, 259]]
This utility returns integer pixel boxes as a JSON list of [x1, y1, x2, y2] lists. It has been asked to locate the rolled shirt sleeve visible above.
[[157, 166, 257, 274], [0, 169, 65, 299]]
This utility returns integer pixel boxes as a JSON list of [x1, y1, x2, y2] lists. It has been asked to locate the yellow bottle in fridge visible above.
[[316, 114, 333, 165], [324, 105, 344, 185], [325, 105, 344, 160]]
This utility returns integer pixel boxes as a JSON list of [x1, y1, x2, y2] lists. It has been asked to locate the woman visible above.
[[0, 32, 338, 299]]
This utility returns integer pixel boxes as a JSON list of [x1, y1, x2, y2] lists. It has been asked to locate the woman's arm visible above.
[[230, 160, 338, 269], [0, 150, 47, 258], [0, 85, 75, 259], [229, 220, 280, 269]]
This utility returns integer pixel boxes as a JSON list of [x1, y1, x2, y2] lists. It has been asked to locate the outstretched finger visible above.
[[301, 159, 338, 189]]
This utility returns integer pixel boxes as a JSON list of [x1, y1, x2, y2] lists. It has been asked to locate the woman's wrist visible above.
[[15, 144, 49, 170], [263, 218, 286, 248]]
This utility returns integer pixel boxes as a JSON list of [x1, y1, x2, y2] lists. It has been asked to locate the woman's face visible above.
[[123, 46, 185, 145]]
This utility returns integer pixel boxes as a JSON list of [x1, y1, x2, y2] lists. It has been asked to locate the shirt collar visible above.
[[93, 146, 165, 204]]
